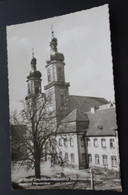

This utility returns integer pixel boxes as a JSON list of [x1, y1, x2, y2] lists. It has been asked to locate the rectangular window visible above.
[[59, 138, 62, 146], [70, 137, 74, 147], [88, 154, 92, 163], [64, 138, 68, 147], [87, 138, 91, 147], [94, 138, 98, 147], [95, 154, 100, 164], [101, 138, 106, 148], [110, 139, 115, 148], [65, 152, 68, 162], [71, 153, 75, 162], [81, 136, 85, 147], [102, 155, 108, 166], [82, 153, 86, 163], [111, 156, 117, 167]]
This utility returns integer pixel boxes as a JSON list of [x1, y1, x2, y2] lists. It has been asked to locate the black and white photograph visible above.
[[7, 4, 122, 190]]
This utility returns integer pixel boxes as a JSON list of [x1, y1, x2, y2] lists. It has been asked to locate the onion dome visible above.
[[46, 29, 65, 63], [50, 51, 64, 62], [27, 70, 42, 79], [27, 53, 42, 79]]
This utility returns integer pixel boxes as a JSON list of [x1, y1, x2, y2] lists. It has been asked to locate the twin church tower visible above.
[[26, 30, 70, 123]]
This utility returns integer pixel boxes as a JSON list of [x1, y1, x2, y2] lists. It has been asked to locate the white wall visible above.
[[87, 136, 120, 171], [56, 133, 79, 167]]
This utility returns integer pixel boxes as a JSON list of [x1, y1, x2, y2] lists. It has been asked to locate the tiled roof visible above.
[[58, 108, 89, 133], [87, 107, 117, 136], [69, 95, 109, 113], [62, 108, 89, 123]]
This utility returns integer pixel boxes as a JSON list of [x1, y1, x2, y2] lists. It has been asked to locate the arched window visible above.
[[28, 83, 31, 94], [48, 69, 51, 83]]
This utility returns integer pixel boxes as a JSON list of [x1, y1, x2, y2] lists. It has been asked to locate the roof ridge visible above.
[[96, 106, 115, 112], [69, 95, 107, 99]]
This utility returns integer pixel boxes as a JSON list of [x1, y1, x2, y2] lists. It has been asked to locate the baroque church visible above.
[[25, 31, 120, 171]]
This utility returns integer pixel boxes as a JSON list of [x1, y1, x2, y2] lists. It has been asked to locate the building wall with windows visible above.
[[87, 136, 119, 170], [56, 133, 79, 167]]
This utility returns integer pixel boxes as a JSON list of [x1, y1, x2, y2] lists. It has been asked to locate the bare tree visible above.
[[10, 94, 63, 179], [10, 110, 27, 162]]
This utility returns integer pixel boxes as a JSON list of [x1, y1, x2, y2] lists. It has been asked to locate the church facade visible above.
[[25, 31, 120, 171]]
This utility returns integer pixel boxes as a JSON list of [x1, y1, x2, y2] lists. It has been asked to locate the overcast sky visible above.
[[7, 4, 115, 113]]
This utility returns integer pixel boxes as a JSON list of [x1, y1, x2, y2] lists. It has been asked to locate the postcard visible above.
[[7, 4, 122, 191]]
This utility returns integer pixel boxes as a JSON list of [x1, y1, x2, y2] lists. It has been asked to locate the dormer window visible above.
[[98, 125, 103, 130]]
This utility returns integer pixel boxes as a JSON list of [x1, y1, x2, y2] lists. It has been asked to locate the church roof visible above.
[[87, 107, 117, 136], [61, 108, 89, 123], [58, 108, 89, 134], [69, 95, 109, 113]]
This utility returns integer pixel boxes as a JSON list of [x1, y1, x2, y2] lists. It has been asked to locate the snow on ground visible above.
[[11, 160, 90, 182]]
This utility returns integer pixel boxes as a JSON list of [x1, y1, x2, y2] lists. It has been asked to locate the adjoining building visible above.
[[25, 31, 120, 171], [86, 104, 119, 171]]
